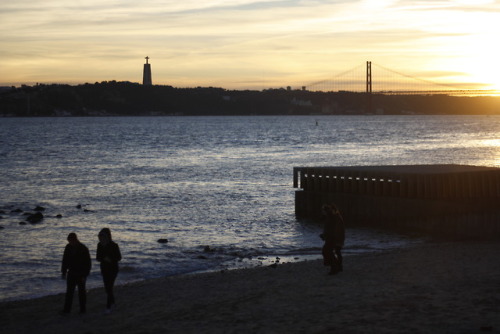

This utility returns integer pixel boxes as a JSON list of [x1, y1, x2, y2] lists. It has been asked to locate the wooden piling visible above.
[[293, 165, 500, 239]]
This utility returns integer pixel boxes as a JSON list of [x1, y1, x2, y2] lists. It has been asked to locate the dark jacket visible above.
[[323, 213, 345, 247], [61, 242, 92, 277], [96, 241, 122, 272]]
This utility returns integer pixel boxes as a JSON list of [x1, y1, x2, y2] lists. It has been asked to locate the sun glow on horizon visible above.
[[1, 1, 500, 91], [449, 29, 500, 92]]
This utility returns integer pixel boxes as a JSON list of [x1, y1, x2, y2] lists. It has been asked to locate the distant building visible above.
[[143, 56, 152, 85], [291, 97, 312, 107]]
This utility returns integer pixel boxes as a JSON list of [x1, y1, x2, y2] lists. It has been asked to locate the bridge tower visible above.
[[366, 61, 372, 93], [143, 56, 152, 86], [366, 61, 372, 113]]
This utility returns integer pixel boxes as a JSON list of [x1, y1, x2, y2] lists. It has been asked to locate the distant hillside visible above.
[[0, 81, 499, 116]]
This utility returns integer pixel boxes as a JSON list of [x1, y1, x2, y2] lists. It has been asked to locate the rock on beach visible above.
[[26, 212, 44, 224]]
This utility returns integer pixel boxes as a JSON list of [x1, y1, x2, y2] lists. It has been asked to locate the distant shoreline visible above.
[[2, 82, 500, 117]]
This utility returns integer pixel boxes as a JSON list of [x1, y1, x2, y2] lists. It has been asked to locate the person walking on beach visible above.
[[96, 228, 122, 313], [320, 204, 345, 275], [61, 232, 92, 314]]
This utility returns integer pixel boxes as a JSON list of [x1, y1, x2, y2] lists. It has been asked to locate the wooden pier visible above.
[[293, 165, 500, 239]]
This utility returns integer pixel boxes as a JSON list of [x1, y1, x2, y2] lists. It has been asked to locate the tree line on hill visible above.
[[0, 81, 499, 117]]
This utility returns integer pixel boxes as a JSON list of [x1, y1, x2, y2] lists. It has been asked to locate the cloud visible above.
[[1, 0, 499, 88]]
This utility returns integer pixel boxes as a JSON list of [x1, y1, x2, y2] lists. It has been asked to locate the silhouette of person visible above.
[[96, 228, 122, 313], [61, 232, 91, 314], [320, 204, 345, 275]]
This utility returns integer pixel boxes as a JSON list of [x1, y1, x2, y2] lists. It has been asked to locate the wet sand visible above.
[[2, 241, 500, 334]]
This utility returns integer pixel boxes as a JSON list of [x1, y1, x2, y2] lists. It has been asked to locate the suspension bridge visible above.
[[303, 61, 498, 96]]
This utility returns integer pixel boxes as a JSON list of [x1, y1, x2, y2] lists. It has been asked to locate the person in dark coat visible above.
[[96, 228, 122, 313], [61, 232, 91, 314], [320, 203, 345, 275]]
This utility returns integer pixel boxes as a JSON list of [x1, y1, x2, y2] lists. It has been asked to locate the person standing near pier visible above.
[[96, 228, 122, 313], [320, 204, 345, 275]]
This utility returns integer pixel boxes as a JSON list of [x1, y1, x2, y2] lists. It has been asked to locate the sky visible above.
[[1, 0, 500, 91]]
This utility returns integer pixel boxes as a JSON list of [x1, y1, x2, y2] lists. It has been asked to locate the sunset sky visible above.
[[1, 0, 499, 91]]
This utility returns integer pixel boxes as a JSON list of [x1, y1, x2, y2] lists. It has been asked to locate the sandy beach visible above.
[[2, 241, 500, 334]]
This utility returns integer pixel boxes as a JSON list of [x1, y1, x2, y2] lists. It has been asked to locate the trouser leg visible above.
[[322, 242, 334, 266], [77, 277, 87, 313], [64, 274, 77, 312], [334, 247, 343, 271], [103, 270, 118, 308]]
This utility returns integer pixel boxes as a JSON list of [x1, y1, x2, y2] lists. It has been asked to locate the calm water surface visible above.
[[1, 115, 500, 301]]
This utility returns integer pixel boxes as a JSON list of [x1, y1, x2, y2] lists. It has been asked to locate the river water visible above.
[[1, 115, 500, 301]]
